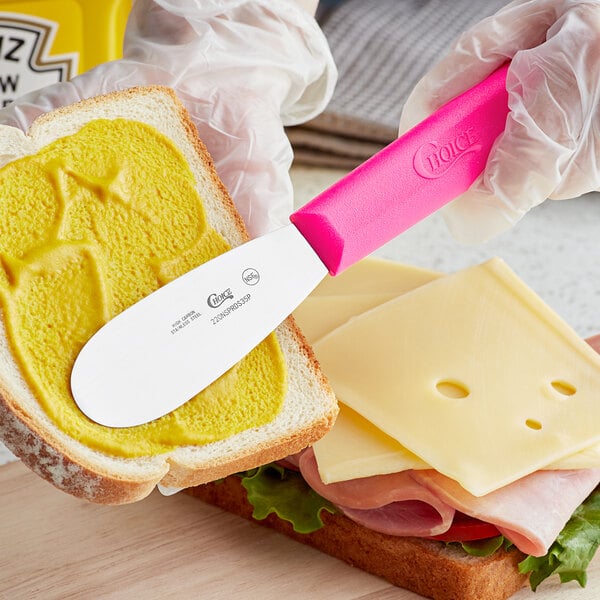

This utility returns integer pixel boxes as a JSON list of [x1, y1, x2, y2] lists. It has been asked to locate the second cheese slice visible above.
[[312, 258, 600, 497]]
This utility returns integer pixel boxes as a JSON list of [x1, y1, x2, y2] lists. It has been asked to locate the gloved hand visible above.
[[0, 0, 336, 237], [399, 0, 600, 243]]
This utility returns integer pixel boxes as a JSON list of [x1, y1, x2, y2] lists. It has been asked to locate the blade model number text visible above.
[[211, 293, 251, 325]]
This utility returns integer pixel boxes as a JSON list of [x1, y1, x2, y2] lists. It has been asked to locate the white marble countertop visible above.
[[2, 164, 599, 466]]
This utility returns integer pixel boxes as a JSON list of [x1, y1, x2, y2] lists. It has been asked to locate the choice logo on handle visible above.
[[413, 128, 482, 179]]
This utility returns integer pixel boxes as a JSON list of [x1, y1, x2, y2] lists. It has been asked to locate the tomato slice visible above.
[[428, 512, 501, 542]]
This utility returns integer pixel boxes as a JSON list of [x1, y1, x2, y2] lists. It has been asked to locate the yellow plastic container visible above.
[[0, 0, 131, 106]]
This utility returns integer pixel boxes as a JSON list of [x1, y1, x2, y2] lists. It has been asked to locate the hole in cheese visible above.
[[551, 380, 577, 397], [526, 418, 543, 430], [435, 380, 470, 399]]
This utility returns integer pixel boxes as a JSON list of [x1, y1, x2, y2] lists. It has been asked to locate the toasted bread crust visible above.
[[187, 475, 529, 600], [0, 86, 337, 503], [0, 386, 165, 503]]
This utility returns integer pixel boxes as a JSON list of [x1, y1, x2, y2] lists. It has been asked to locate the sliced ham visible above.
[[298, 448, 455, 536], [411, 468, 600, 557], [337, 501, 454, 537], [296, 448, 600, 556]]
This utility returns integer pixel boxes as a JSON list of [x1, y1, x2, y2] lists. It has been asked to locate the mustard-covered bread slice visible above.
[[0, 87, 337, 504]]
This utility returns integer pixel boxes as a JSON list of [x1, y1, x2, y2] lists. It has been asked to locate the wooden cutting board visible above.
[[1, 460, 598, 600]]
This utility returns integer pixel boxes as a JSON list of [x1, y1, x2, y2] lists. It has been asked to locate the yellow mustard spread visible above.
[[0, 119, 287, 457]]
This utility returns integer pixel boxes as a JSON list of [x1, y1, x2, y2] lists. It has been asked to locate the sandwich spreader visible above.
[[71, 64, 510, 427]]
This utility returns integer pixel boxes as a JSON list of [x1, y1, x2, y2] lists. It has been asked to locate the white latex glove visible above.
[[399, 0, 600, 243], [0, 0, 336, 237]]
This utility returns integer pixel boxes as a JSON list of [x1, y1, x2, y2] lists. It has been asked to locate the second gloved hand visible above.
[[399, 0, 600, 243]]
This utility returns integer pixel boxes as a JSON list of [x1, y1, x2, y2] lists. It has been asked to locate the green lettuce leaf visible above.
[[240, 464, 336, 533], [458, 535, 506, 557], [518, 487, 600, 591]]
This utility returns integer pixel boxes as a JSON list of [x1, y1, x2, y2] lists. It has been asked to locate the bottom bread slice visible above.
[[187, 475, 528, 600]]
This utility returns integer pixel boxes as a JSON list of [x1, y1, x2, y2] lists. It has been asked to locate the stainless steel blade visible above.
[[70, 224, 328, 427]]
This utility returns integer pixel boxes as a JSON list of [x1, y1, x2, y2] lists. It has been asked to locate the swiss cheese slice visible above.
[[296, 259, 438, 483], [549, 444, 600, 469], [313, 402, 600, 484], [310, 258, 600, 496], [294, 294, 398, 343], [306, 256, 440, 297], [312, 403, 429, 483], [294, 256, 440, 342]]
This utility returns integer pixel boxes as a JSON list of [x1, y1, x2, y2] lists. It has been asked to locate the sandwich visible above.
[[188, 257, 600, 600], [2, 85, 597, 600], [0, 86, 338, 504]]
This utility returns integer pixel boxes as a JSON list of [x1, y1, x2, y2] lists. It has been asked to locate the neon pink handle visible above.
[[290, 64, 510, 275]]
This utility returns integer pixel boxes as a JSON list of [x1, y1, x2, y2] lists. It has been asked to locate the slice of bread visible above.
[[188, 474, 529, 600], [0, 86, 338, 504]]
